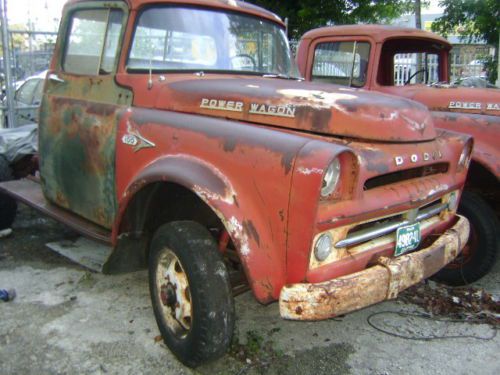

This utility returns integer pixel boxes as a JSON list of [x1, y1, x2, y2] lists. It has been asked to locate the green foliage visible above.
[[245, 330, 264, 355], [248, 1, 414, 39], [482, 54, 498, 84], [431, 0, 499, 46], [230, 328, 284, 364], [431, 0, 499, 83]]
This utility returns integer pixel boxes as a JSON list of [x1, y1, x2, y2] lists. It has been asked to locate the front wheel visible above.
[[0, 155, 17, 230], [149, 221, 235, 367], [434, 191, 499, 285]]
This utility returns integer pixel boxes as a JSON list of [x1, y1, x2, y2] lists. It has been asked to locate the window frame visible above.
[[60, 3, 128, 76], [306, 36, 374, 87], [311, 40, 371, 88]]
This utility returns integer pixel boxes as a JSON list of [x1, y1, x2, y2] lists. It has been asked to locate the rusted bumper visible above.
[[279, 215, 469, 320]]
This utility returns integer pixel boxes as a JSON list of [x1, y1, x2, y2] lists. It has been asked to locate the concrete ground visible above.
[[1, 205, 499, 375]]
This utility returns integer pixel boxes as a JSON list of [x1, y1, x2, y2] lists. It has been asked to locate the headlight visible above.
[[314, 233, 333, 261], [321, 158, 341, 197], [458, 141, 473, 170]]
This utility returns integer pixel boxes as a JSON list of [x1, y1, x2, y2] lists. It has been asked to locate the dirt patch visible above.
[[400, 281, 500, 325]]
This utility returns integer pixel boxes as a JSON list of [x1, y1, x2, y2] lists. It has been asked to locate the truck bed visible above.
[[0, 178, 111, 244]]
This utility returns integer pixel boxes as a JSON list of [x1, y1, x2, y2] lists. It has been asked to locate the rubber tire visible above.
[[0, 155, 17, 230], [148, 221, 235, 367], [434, 191, 499, 285]]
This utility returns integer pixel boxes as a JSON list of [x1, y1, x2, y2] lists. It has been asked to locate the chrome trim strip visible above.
[[334, 202, 448, 249]]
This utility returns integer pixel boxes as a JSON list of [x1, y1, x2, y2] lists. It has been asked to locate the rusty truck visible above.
[[0, 1, 472, 367], [297, 25, 499, 285]]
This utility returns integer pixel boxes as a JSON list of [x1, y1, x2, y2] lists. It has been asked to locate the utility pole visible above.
[[414, 0, 423, 83], [0, 0, 16, 128], [414, 0, 422, 29], [496, 32, 500, 87]]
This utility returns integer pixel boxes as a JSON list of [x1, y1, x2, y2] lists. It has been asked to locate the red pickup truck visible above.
[[0, 3, 471, 366], [297, 25, 499, 285]]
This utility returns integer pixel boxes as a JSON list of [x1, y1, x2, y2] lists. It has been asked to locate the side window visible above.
[[64, 9, 124, 75], [312, 41, 370, 87], [15, 79, 39, 104]]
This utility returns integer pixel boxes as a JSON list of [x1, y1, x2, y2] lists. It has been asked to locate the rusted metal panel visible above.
[[38, 75, 132, 228], [431, 112, 500, 179], [0, 179, 111, 243], [382, 85, 500, 117], [280, 215, 469, 320], [300, 25, 451, 47]]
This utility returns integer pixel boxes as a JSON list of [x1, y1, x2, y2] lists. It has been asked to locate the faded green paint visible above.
[[39, 0, 132, 229]]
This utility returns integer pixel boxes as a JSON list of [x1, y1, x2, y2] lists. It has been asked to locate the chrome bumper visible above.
[[279, 215, 469, 320]]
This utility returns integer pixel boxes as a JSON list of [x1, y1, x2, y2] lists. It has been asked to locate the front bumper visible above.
[[279, 215, 469, 320]]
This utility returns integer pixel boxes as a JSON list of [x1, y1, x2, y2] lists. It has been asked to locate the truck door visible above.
[[39, 1, 132, 229]]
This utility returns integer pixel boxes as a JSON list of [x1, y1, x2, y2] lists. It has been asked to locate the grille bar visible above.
[[334, 202, 448, 249]]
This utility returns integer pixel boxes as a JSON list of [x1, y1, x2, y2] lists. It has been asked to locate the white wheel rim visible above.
[[156, 248, 192, 338]]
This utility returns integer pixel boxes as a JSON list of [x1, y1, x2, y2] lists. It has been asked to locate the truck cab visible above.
[[0, 2, 472, 367], [297, 25, 499, 285]]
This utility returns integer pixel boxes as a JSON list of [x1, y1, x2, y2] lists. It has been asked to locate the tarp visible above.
[[0, 124, 38, 164]]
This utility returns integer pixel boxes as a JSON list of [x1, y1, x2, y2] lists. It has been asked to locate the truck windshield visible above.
[[128, 6, 299, 78]]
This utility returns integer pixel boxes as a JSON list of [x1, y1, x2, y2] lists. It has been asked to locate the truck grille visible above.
[[364, 163, 448, 190], [335, 197, 450, 249]]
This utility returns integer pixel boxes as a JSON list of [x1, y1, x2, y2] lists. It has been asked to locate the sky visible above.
[[5, 0, 444, 31], [6, 0, 67, 31]]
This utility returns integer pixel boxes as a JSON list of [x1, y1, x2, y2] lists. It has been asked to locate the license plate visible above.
[[395, 223, 421, 256]]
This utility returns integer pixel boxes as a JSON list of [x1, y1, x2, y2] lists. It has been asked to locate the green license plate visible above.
[[395, 223, 421, 256]]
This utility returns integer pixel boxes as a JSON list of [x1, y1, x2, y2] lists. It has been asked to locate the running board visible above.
[[0, 178, 112, 244]]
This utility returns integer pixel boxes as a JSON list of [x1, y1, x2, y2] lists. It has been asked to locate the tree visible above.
[[431, 0, 500, 83], [8, 24, 29, 51], [247, 1, 414, 40]]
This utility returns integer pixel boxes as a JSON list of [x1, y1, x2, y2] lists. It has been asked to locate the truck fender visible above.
[[114, 155, 288, 303]]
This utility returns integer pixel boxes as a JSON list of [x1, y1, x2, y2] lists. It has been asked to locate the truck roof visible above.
[[65, 0, 284, 26], [301, 25, 451, 48]]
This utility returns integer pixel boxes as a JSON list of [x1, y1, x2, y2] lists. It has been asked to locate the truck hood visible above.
[[383, 85, 500, 116], [155, 76, 436, 142]]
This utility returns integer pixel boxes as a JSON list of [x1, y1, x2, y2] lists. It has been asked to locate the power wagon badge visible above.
[[201, 98, 296, 118], [449, 101, 500, 111]]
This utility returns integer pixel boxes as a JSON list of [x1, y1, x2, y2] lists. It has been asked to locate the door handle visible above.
[[48, 74, 65, 84]]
